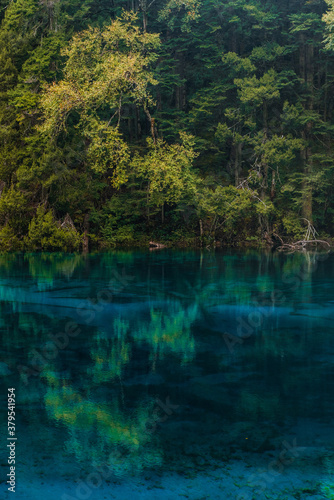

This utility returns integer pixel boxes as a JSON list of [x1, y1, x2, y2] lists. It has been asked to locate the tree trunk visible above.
[[270, 170, 275, 200], [147, 184, 150, 224], [175, 53, 186, 111], [143, 11, 147, 32], [299, 33, 306, 82], [234, 142, 242, 186], [144, 107, 156, 143], [83, 213, 89, 253], [302, 42, 314, 222], [139, 0, 148, 31], [263, 99, 268, 138]]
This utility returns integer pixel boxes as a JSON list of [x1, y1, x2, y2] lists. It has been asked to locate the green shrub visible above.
[[25, 206, 81, 251], [282, 214, 304, 240], [0, 225, 23, 251]]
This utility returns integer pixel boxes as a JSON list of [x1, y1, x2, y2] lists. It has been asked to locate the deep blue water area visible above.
[[0, 249, 333, 499]]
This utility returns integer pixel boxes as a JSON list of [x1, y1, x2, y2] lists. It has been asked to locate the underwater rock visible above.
[[123, 373, 165, 386], [0, 361, 11, 376]]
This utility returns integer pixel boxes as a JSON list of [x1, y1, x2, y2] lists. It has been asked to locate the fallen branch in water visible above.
[[276, 219, 330, 251], [277, 239, 330, 251], [149, 241, 166, 249]]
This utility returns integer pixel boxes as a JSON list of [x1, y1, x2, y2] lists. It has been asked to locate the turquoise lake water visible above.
[[0, 249, 333, 499]]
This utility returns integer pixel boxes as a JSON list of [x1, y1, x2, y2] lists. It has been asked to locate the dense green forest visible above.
[[2, 0, 334, 250]]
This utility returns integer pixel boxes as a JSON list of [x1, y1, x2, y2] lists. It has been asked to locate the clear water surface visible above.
[[0, 249, 333, 500]]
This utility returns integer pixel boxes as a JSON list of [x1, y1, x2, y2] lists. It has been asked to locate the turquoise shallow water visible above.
[[0, 249, 333, 499]]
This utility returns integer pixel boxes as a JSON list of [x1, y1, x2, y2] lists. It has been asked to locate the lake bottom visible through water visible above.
[[0, 249, 333, 500]]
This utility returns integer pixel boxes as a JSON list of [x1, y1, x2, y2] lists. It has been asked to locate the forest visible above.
[[2, 0, 334, 251]]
